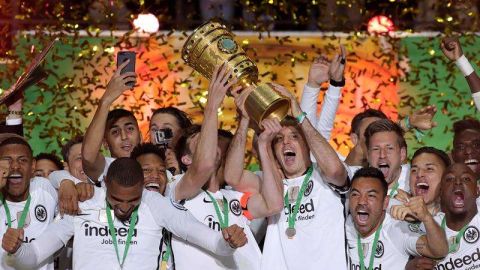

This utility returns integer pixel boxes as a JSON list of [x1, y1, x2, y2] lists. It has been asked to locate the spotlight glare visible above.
[[133, 13, 159, 33], [367, 15, 394, 35]]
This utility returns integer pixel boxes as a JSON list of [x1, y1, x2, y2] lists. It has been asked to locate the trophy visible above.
[[181, 20, 290, 127]]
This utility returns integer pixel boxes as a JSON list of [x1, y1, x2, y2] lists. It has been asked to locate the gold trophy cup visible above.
[[181, 20, 290, 127]]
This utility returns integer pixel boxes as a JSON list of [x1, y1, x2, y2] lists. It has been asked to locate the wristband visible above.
[[329, 78, 345, 87], [455, 55, 474, 76], [296, 112, 307, 124]]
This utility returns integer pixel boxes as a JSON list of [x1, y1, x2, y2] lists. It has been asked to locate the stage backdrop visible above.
[[0, 32, 478, 162]]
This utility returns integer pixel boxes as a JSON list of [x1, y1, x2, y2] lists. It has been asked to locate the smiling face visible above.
[[273, 126, 310, 179], [106, 116, 141, 158], [367, 131, 406, 185], [0, 144, 35, 202], [136, 153, 167, 194], [410, 153, 446, 205], [452, 129, 480, 179], [349, 177, 389, 237], [440, 163, 478, 217]]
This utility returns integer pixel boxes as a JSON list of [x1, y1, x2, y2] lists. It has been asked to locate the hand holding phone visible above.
[[117, 51, 136, 87]]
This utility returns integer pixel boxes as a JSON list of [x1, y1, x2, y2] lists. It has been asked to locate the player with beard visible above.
[[406, 163, 480, 270], [2, 158, 247, 270], [167, 64, 283, 270], [451, 119, 480, 181], [0, 137, 58, 270], [346, 167, 448, 270], [364, 119, 411, 196], [251, 83, 349, 270]]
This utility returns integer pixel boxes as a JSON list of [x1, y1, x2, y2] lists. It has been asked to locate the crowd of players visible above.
[[0, 36, 478, 270]]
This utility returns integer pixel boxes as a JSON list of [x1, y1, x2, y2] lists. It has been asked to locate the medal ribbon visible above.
[[1, 194, 31, 228], [106, 202, 139, 268], [160, 243, 171, 270], [388, 181, 399, 198], [357, 222, 383, 270], [284, 166, 313, 232], [441, 217, 468, 253], [205, 191, 229, 229]]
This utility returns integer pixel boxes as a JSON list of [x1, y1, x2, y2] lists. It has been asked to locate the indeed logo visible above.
[[435, 248, 480, 270], [284, 198, 315, 215], [349, 262, 382, 270], [204, 215, 221, 232], [83, 222, 137, 237]]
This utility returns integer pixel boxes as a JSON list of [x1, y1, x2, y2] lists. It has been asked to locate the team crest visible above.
[[375, 241, 384, 258], [408, 223, 420, 233], [170, 198, 187, 211], [121, 215, 139, 227], [229, 199, 242, 216], [34, 205, 47, 222], [304, 180, 314, 197], [463, 226, 479, 244]]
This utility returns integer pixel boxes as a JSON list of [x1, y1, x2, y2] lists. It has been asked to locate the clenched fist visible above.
[[222, 224, 247, 248], [2, 228, 24, 254]]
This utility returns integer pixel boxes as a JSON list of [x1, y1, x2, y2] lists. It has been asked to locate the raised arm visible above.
[[224, 88, 262, 193], [82, 60, 136, 182], [272, 83, 348, 187], [246, 118, 284, 218], [441, 36, 480, 111], [174, 64, 241, 201]]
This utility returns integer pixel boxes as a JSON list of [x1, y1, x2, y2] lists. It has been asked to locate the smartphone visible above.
[[117, 51, 136, 87]]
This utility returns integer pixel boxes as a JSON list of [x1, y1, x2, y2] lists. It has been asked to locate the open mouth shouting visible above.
[[464, 159, 479, 172], [452, 188, 465, 208], [283, 148, 296, 166], [377, 162, 390, 177], [7, 173, 23, 185], [355, 207, 370, 226], [415, 182, 430, 196]]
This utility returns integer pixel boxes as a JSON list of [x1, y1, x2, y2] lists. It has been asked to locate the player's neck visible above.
[[426, 201, 440, 216], [3, 189, 29, 203], [206, 175, 221, 193], [360, 212, 386, 238], [446, 208, 478, 231], [345, 147, 366, 167]]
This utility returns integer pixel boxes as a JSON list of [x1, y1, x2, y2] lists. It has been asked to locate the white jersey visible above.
[[433, 213, 480, 270], [346, 214, 421, 270], [0, 177, 57, 270], [261, 165, 348, 270], [27, 187, 232, 270], [167, 177, 261, 270]]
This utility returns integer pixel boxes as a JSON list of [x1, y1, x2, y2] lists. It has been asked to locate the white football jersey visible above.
[[261, 165, 348, 270], [0, 177, 58, 270], [167, 177, 261, 270], [346, 214, 421, 270], [433, 213, 480, 270]]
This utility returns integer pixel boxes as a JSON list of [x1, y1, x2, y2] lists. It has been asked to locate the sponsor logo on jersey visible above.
[[284, 198, 315, 215], [204, 215, 221, 231], [304, 180, 314, 197], [463, 226, 479, 244], [434, 248, 480, 270], [349, 260, 382, 270], [34, 205, 47, 222], [229, 199, 242, 216], [82, 221, 138, 237], [375, 240, 384, 258]]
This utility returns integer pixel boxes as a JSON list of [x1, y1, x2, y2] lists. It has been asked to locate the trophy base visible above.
[[245, 83, 291, 128]]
